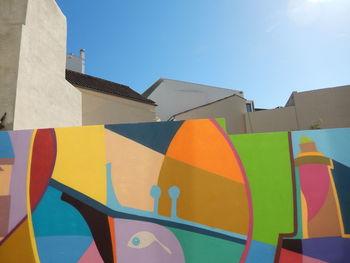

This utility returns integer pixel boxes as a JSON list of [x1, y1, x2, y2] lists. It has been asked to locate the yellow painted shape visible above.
[[105, 129, 164, 211], [52, 126, 107, 204], [0, 219, 37, 263], [158, 157, 249, 235], [0, 165, 13, 195], [301, 192, 309, 238], [297, 152, 324, 157], [166, 119, 244, 183]]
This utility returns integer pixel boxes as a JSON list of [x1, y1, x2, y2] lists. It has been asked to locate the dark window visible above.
[[246, 103, 252, 112]]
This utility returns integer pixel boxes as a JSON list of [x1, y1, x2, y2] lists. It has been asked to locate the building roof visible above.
[[171, 94, 246, 119], [142, 78, 243, 98], [66, 70, 156, 105]]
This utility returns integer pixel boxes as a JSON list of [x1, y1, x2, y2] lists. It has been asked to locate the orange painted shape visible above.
[[166, 119, 244, 183], [108, 216, 117, 263]]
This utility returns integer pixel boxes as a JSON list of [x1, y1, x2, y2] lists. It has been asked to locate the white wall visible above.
[[0, 0, 28, 130], [80, 89, 156, 125], [147, 79, 243, 121], [0, 0, 82, 130], [13, 0, 82, 130]]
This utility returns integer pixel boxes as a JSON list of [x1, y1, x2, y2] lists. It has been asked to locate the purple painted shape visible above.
[[114, 219, 185, 263], [298, 164, 330, 221], [8, 130, 33, 230], [302, 237, 350, 263]]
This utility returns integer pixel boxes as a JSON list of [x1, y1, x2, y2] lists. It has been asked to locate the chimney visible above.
[[80, 49, 85, 74]]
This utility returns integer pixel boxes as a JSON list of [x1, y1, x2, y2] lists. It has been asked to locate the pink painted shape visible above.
[[298, 164, 330, 221], [302, 254, 328, 263], [78, 241, 104, 263], [210, 120, 253, 263]]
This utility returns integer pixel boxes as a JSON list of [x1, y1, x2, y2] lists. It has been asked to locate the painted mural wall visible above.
[[0, 119, 349, 263]]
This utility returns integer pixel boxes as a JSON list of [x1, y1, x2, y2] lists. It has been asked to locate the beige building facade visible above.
[[65, 70, 156, 126], [246, 85, 350, 133], [173, 95, 248, 134]]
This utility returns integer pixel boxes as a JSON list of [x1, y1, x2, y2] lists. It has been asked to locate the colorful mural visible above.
[[0, 119, 349, 263]]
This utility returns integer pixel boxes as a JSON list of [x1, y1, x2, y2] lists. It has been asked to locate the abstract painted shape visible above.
[[0, 219, 37, 263], [105, 121, 184, 154], [302, 237, 350, 262], [169, 226, 245, 262], [0, 132, 15, 159], [29, 129, 57, 210], [332, 160, 350, 235], [35, 236, 92, 263], [0, 196, 11, 236], [295, 136, 343, 238], [105, 129, 164, 211], [114, 219, 185, 263], [52, 126, 107, 204], [245, 240, 276, 263], [32, 186, 91, 237], [158, 157, 249, 234], [8, 130, 33, 231], [166, 119, 244, 183], [230, 131, 295, 247], [61, 192, 114, 263], [78, 241, 104, 263]]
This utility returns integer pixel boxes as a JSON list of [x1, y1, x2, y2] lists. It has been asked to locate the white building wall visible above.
[[0, 0, 28, 130], [13, 0, 82, 130], [146, 79, 243, 121]]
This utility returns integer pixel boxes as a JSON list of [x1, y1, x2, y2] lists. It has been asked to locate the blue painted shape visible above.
[[332, 160, 350, 234], [292, 128, 350, 167], [106, 162, 121, 209], [105, 121, 184, 154], [168, 186, 180, 218], [302, 237, 350, 263], [150, 185, 161, 214], [0, 131, 14, 159], [36, 236, 92, 263], [32, 186, 91, 237], [245, 240, 276, 263]]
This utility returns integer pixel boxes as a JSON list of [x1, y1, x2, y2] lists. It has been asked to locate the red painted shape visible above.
[[299, 164, 330, 221], [29, 129, 57, 210], [279, 249, 303, 263]]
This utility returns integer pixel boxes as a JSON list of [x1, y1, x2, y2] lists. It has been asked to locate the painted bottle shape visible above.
[[295, 136, 344, 238]]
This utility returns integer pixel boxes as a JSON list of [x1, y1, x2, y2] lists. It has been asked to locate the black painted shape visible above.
[[61, 193, 114, 263], [332, 160, 350, 234], [282, 238, 302, 254], [52, 179, 246, 244]]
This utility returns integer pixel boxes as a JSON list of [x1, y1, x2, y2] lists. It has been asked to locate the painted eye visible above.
[[127, 231, 172, 254], [128, 231, 156, 249]]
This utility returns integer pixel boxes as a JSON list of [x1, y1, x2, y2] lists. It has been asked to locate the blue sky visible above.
[[56, 0, 350, 108]]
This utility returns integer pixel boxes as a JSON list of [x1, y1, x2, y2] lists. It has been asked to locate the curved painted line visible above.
[[210, 119, 253, 263]]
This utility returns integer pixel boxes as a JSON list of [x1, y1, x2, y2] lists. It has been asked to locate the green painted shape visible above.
[[215, 118, 227, 133], [229, 132, 295, 245], [300, 135, 312, 144], [168, 227, 244, 263]]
